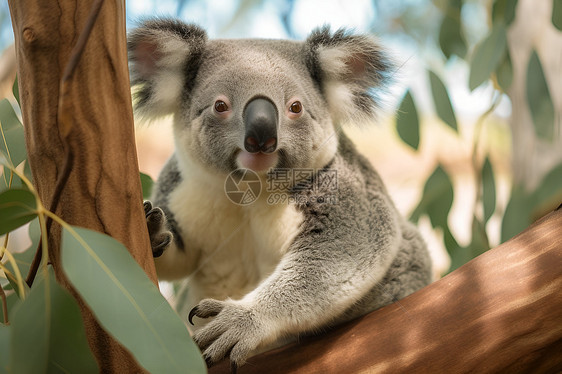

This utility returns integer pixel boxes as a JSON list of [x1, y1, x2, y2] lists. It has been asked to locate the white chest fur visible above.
[[168, 161, 304, 309]]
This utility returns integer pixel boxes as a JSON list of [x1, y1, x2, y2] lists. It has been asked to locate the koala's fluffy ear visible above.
[[128, 19, 207, 120], [304, 26, 392, 125]]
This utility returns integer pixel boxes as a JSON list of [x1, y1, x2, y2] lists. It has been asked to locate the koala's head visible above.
[[128, 19, 390, 175]]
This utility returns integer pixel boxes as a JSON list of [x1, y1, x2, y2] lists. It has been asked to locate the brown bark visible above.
[[8, 0, 157, 372], [211, 206, 562, 373]]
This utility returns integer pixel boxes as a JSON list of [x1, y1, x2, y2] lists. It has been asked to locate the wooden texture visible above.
[[8, 0, 157, 372], [211, 207, 562, 373]]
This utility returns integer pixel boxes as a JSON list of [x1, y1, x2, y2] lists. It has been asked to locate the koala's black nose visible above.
[[243, 98, 278, 154]]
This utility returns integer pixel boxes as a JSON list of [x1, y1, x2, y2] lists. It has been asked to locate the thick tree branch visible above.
[[211, 207, 562, 373]]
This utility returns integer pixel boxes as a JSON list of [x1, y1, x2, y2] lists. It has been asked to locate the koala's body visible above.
[[129, 19, 432, 368]]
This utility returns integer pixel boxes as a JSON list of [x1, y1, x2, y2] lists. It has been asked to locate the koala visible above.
[[129, 18, 432, 370]]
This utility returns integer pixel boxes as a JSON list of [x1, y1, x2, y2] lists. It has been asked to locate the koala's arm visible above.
[[191, 191, 402, 366], [145, 156, 200, 280]]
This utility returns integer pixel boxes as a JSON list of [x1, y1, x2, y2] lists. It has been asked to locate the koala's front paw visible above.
[[190, 299, 264, 370], [144, 201, 173, 258]]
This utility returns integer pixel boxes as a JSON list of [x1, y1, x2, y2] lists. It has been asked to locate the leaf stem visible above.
[[38, 213, 50, 283], [0, 284, 7, 324], [0, 247, 25, 299]]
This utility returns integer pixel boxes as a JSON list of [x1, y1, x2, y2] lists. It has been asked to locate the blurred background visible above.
[[1, 0, 561, 277]]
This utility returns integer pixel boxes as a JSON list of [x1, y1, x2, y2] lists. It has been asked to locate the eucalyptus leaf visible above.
[[46, 272, 99, 373], [531, 162, 562, 211], [501, 186, 532, 243], [429, 70, 458, 132], [61, 226, 206, 374], [6, 273, 30, 300], [12, 77, 20, 107], [444, 225, 468, 273], [4, 218, 41, 297], [468, 216, 489, 258], [140, 172, 154, 200], [0, 99, 26, 168], [0, 168, 24, 193], [395, 90, 420, 150], [469, 23, 507, 90], [438, 12, 466, 59], [10, 272, 49, 374], [410, 165, 454, 231], [0, 189, 37, 236], [553, 0, 562, 30], [10, 268, 98, 374], [0, 324, 10, 373], [526, 50, 555, 140], [492, 0, 518, 25], [0, 292, 19, 326], [482, 157, 496, 223], [496, 48, 513, 91]]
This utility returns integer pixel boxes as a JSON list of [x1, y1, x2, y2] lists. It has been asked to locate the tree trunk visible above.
[[7, 0, 157, 372]]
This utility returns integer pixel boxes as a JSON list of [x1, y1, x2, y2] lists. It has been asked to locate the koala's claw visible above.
[[191, 299, 263, 369], [188, 306, 198, 325], [189, 300, 223, 325], [144, 200, 173, 257]]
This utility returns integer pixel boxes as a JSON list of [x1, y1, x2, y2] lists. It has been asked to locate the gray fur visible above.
[[130, 18, 431, 368]]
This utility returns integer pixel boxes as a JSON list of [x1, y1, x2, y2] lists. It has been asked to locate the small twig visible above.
[[0, 285, 8, 324]]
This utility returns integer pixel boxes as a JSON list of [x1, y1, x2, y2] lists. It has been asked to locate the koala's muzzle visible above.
[[243, 98, 278, 154]]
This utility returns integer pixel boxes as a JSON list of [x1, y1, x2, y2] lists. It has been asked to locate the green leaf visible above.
[[0, 292, 19, 327], [0, 99, 26, 168], [0, 324, 10, 373], [12, 76, 20, 108], [61, 226, 206, 374], [438, 11, 466, 59], [469, 23, 507, 90], [526, 50, 555, 140], [468, 216, 490, 257], [10, 269, 99, 374], [492, 0, 518, 25], [395, 90, 420, 150], [1, 169, 24, 193], [410, 165, 454, 230], [553, 0, 562, 30], [531, 162, 562, 211], [482, 157, 496, 223], [501, 186, 533, 243], [4, 218, 41, 297], [496, 47, 513, 91], [443, 226, 468, 273], [140, 172, 154, 200], [428, 70, 458, 132], [0, 189, 37, 236]]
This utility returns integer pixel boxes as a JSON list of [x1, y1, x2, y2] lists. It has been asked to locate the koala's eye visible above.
[[289, 101, 302, 114], [214, 100, 229, 113]]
